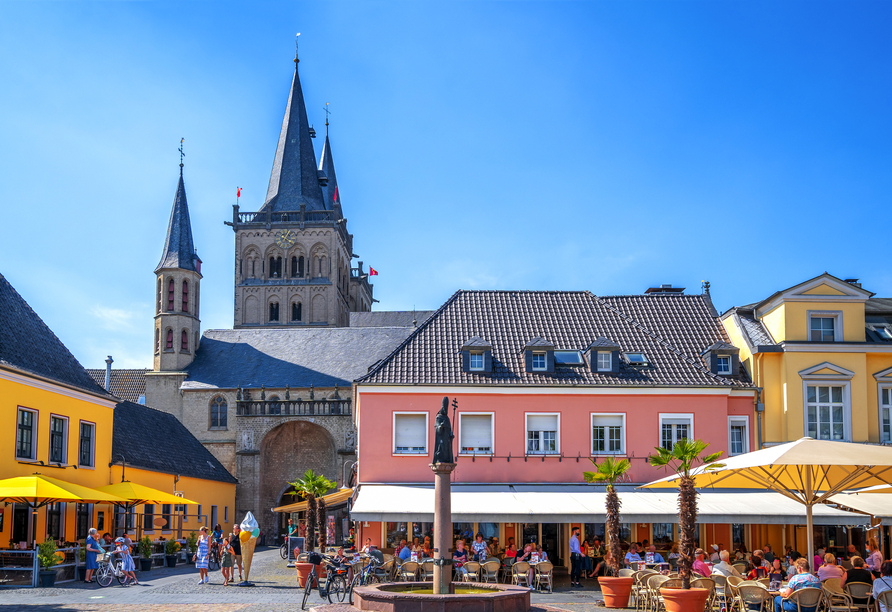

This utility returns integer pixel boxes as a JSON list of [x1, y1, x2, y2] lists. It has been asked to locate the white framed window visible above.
[[459, 413, 494, 455], [554, 351, 584, 365], [728, 416, 749, 455], [808, 311, 842, 342], [625, 352, 648, 366], [806, 385, 846, 440], [526, 413, 559, 454], [78, 421, 96, 468], [393, 412, 428, 455], [597, 352, 612, 372], [469, 353, 484, 371], [659, 414, 693, 451], [532, 352, 546, 370], [881, 386, 892, 444], [717, 356, 731, 375], [16, 407, 37, 460], [591, 414, 625, 454], [49, 415, 69, 464]]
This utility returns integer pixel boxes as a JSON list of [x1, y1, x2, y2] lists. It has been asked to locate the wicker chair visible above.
[[692, 577, 718, 612], [634, 570, 657, 610], [874, 590, 892, 612], [824, 583, 854, 612], [823, 579, 843, 593], [421, 560, 435, 581], [736, 584, 774, 612], [787, 588, 824, 612], [482, 559, 500, 583], [512, 562, 531, 587], [712, 574, 729, 611], [846, 582, 874, 612], [726, 576, 745, 612], [734, 564, 749, 575], [535, 561, 554, 593], [398, 561, 419, 582], [462, 561, 481, 583], [619, 568, 636, 577], [645, 573, 671, 612]]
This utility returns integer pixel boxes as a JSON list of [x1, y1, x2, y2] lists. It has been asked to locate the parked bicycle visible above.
[[300, 552, 352, 610], [208, 543, 220, 571], [280, 535, 289, 560], [94, 552, 126, 587], [346, 554, 384, 604]]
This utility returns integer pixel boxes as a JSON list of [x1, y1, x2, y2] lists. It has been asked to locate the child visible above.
[[221, 538, 234, 586], [115, 537, 138, 586]]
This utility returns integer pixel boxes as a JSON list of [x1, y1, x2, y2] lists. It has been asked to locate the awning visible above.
[[350, 484, 869, 525], [829, 493, 892, 526], [273, 487, 353, 513]]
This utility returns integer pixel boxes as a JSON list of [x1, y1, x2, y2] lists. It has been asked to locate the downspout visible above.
[[755, 386, 764, 450]]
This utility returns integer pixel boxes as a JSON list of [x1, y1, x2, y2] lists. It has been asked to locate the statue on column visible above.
[[433, 396, 455, 464]]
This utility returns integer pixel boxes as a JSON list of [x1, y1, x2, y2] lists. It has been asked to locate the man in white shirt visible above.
[[712, 550, 743, 578], [710, 544, 721, 563]]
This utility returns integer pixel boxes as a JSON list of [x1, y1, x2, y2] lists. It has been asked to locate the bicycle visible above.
[[300, 552, 352, 610], [280, 534, 289, 560], [208, 542, 221, 571], [94, 552, 126, 587], [346, 554, 384, 604]]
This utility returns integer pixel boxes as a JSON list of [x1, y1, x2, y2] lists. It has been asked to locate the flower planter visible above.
[[166, 555, 178, 568], [661, 587, 710, 612], [139, 557, 153, 572], [600, 576, 635, 608], [296, 562, 327, 587], [39, 570, 57, 588], [77, 566, 87, 581]]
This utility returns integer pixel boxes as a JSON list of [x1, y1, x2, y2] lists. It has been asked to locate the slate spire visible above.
[[155, 165, 198, 273], [319, 130, 342, 217], [264, 55, 325, 212]]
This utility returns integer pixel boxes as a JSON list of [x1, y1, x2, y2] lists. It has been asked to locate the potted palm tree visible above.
[[584, 457, 633, 608], [37, 540, 62, 587], [289, 469, 336, 586], [649, 439, 723, 612]]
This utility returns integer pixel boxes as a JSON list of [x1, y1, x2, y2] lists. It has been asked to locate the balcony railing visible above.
[[236, 399, 351, 417]]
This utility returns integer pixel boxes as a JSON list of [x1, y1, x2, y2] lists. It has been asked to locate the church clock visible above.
[[275, 230, 297, 249]]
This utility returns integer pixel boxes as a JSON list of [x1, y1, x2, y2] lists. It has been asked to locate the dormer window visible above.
[[810, 315, 837, 342], [587, 337, 621, 374], [597, 352, 612, 372], [469, 353, 484, 371], [701, 341, 740, 376], [717, 356, 731, 375], [532, 352, 546, 370], [625, 352, 648, 366], [461, 337, 492, 373]]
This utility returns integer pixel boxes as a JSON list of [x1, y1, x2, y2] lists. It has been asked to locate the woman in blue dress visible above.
[[193, 526, 210, 584], [85, 528, 102, 583]]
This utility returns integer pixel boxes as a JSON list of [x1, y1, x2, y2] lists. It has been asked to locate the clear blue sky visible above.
[[1, 1, 889, 369]]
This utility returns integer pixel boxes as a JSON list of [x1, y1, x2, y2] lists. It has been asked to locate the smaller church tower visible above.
[[153, 162, 202, 372]]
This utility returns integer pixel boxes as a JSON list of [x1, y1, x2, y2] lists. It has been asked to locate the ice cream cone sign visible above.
[[240, 511, 260, 583]]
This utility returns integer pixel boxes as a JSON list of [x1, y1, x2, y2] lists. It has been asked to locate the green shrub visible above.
[[186, 531, 198, 554], [138, 536, 153, 559], [37, 540, 61, 569]]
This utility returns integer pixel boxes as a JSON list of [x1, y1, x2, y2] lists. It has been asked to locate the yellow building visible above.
[[722, 273, 892, 553], [0, 272, 236, 546]]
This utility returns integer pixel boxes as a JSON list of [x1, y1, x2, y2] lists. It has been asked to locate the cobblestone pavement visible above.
[[0, 547, 611, 611]]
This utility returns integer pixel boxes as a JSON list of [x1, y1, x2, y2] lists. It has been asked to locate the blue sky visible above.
[[1, 1, 889, 369]]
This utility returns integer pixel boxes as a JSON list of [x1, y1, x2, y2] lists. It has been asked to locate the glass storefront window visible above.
[[521, 523, 539, 547], [479, 523, 499, 542], [584, 523, 606, 544], [653, 523, 674, 547], [413, 522, 434, 546], [732, 524, 746, 550], [453, 523, 474, 546], [385, 522, 408, 549]]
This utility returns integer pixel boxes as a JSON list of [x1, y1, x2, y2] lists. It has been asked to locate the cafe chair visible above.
[[620, 568, 637, 577], [645, 573, 671, 612], [482, 559, 500, 583], [634, 570, 655, 610], [874, 591, 892, 612], [845, 583, 874, 612], [462, 561, 481, 582], [735, 584, 774, 612], [734, 564, 749, 575], [712, 574, 729, 611], [511, 562, 531, 587], [398, 561, 418, 582], [787, 588, 824, 612], [823, 583, 854, 612], [421, 560, 435, 581], [535, 561, 554, 593], [691, 577, 717, 611]]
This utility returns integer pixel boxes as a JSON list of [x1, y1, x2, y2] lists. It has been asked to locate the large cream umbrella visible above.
[[641, 437, 892, 568]]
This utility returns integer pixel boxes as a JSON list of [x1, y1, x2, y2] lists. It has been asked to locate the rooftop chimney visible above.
[[104, 356, 113, 391], [644, 284, 685, 295], [844, 278, 862, 288]]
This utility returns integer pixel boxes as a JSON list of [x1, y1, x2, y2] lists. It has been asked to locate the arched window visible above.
[[210, 396, 227, 429], [167, 279, 175, 311], [181, 330, 189, 352], [269, 302, 279, 322], [156, 278, 162, 313], [268, 395, 281, 415], [292, 302, 302, 322], [194, 283, 199, 317], [155, 329, 160, 354], [182, 280, 189, 313], [269, 256, 282, 278], [165, 329, 173, 350], [291, 256, 298, 278]]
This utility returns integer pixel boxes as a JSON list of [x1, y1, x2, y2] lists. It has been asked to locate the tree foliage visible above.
[[648, 439, 723, 589], [584, 456, 631, 577], [288, 469, 336, 552]]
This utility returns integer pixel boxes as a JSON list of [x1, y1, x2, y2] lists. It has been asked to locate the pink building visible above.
[[351, 288, 846, 566]]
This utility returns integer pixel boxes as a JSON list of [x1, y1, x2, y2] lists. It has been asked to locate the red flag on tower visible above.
[[333, 186, 339, 204], [369, 267, 378, 276], [237, 187, 242, 199]]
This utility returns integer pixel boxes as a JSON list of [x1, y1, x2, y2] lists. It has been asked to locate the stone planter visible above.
[[296, 562, 327, 588], [166, 555, 178, 568], [661, 587, 710, 612], [599, 576, 635, 608], [39, 570, 57, 588]]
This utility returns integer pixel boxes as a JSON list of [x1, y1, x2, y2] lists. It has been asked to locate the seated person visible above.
[[471, 533, 489, 562], [644, 545, 665, 564], [692, 549, 713, 577], [594, 550, 613, 577], [872, 561, 892, 612], [713, 550, 744, 578], [842, 556, 874, 605], [767, 558, 785, 584], [774, 558, 821, 612], [818, 553, 845, 581], [453, 540, 469, 575], [624, 544, 643, 567], [747, 553, 768, 579], [421, 542, 432, 559], [536, 545, 548, 562], [361, 538, 373, 553], [398, 541, 412, 562], [504, 542, 517, 565]]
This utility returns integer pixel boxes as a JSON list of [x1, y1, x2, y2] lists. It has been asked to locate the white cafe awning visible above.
[[351, 484, 869, 525], [829, 493, 892, 526]]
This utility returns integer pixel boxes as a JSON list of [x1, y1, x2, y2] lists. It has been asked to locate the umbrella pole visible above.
[[805, 469, 815, 571]]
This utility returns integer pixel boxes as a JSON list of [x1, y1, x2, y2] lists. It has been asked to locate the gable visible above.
[[799, 362, 856, 380], [875, 366, 892, 381], [802, 284, 849, 296], [755, 273, 873, 318]]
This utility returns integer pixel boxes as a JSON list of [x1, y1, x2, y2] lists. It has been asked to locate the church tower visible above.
[[153, 162, 202, 372], [227, 50, 373, 328]]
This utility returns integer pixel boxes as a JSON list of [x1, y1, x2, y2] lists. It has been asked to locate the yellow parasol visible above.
[[641, 437, 892, 568], [94, 481, 199, 508]]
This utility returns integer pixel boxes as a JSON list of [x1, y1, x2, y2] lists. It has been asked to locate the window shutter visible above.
[[662, 417, 691, 426], [460, 415, 492, 450], [592, 415, 623, 428], [483, 350, 492, 373], [545, 350, 555, 373], [610, 351, 620, 374], [589, 351, 598, 372], [461, 351, 470, 372], [525, 351, 533, 373], [731, 355, 740, 376], [527, 415, 558, 431], [395, 414, 426, 451]]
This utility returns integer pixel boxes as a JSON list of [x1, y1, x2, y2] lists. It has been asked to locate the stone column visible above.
[[430, 462, 456, 595]]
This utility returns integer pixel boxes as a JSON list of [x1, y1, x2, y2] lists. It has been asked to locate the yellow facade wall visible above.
[[0, 371, 116, 544], [762, 301, 866, 343]]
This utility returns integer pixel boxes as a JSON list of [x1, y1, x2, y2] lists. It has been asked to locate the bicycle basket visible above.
[[307, 552, 324, 565], [97, 553, 110, 563]]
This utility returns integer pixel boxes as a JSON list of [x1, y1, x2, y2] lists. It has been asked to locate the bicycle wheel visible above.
[[116, 563, 127, 585], [280, 542, 288, 560], [301, 571, 315, 610], [95, 564, 113, 587], [327, 574, 348, 603], [208, 550, 220, 571]]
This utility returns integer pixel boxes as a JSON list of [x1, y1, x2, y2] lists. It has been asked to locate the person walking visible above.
[[229, 524, 243, 582], [221, 538, 234, 586], [84, 528, 102, 583], [569, 526, 583, 588], [193, 526, 210, 584], [115, 537, 137, 586]]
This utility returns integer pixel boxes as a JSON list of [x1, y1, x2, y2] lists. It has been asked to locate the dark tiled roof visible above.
[[461, 336, 492, 349], [349, 311, 435, 328], [524, 337, 555, 349], [0, 273, 112, 397], [587, 336, 620, 349], [359, 291, 753, 387], [731, 309, 777, 347], [319, 134, 341, 217], [112, 401, 236, 483], [85, 369, 148, 403], [182, 327, 416, 390], [155, 171, 199, 273], [263, 64, 326, 212], [703, 341, 739, 353], [867, 298, 892, 314]]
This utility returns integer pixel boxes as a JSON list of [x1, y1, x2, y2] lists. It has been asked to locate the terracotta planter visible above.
[[296, 563, 328, 587], [600, 576, 635, 608], [661, 587, 710, 612]]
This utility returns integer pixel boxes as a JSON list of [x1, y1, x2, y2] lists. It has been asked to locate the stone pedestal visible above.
[[430, 462, 457, 595]]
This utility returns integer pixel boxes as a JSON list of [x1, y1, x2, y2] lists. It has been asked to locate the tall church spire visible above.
[[319, 130, 342, 217], [156, 166, 198, 273], [264, 52, 325, 212]]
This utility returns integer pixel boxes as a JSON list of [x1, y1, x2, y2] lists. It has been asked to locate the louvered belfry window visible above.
[[182, 280, 189, 312], [167, 279, 175, 311], [166, 329, 174, 349]]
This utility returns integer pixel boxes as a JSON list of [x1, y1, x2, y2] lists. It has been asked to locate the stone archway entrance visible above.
[[258, 420, 337, 539]]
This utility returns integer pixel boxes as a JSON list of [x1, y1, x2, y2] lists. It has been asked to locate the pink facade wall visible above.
[[357, 390, 754, 484]]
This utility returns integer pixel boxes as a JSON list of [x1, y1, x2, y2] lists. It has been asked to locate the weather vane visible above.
[[179, 138, 185, 171], [295, 32, 300, 63], [324, 102, 331, 134]]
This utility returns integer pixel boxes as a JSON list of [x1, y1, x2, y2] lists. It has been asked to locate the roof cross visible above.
[[178, 138, 185, 172], [324, 102, 331, 135]]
